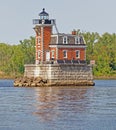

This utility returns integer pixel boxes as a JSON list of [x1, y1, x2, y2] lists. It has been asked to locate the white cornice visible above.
[[34, 24, 53, 27], [49, 44, 87, 48]]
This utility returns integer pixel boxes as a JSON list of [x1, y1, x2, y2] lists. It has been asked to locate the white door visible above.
[[46, 51, 50, 61]]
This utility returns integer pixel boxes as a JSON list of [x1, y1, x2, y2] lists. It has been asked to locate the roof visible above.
[[39, 8, 49, 16], [50, 33, 86, 45]]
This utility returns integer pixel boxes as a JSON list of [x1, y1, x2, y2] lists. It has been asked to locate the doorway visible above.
[[46, 51, 50, 61]]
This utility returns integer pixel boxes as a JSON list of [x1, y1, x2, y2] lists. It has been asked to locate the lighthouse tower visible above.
[[33, 8, 55, 64]]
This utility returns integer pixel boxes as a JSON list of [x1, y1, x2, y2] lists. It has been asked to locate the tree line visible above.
[[0, 36, 35, 78], [83, 32, 116, 77], [0, 32, 116, 78]]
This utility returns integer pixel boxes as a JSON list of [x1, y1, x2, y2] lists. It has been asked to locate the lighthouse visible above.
[[23, 8, 94, 86], [33, 8, 56, 64], [33, 8, 87, 65]]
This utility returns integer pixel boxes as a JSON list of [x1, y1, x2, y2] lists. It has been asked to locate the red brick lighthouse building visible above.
[[23, 8, 94, 86], [33, 8, 86, 64]]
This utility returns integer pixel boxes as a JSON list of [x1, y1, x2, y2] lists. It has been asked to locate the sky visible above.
[[0, 0, 116, 44]]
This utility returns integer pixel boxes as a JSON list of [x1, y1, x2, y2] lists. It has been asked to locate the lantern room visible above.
[[39, 8, 49, 20]]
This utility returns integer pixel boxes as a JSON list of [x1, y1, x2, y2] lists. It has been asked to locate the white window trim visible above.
[[75, 36, 80, 44], [49, 44, 86, 48], [63, 36, 68, 44], [63, 50, 67, 58], [38, 36, 41, 44], [76, 50, 80, 58], [38, 50, 41, 58], [51, 50, 55, 58]]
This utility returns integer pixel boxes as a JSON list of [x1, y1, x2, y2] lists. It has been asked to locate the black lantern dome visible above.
[[39, 8, 49, 20]]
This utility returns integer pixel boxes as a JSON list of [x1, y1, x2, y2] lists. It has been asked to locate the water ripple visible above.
[[0, 80, 116, 130]]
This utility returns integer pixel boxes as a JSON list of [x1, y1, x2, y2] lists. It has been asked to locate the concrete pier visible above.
[[21, 63, 94, 86]]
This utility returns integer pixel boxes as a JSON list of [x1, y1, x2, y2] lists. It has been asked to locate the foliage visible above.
[[20, 36, 35, 64], [82, 32, 116, 76], [0, 37, 35, 77]]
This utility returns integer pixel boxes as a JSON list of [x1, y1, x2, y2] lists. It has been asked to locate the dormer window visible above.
[[75, 37, 80, 44], [80, 36, 84, 44], [63, 36, 68, 44]]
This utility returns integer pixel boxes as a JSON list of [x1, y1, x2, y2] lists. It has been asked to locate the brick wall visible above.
[[43, 26, 52, 61], [35, 26, 52, 62], [58, 48, 85, 60]]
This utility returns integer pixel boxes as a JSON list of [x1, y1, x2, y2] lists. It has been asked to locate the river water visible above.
[[0, 80, 116, 130]]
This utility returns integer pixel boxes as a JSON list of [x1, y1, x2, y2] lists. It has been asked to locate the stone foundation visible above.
[[20, 63, 94, 87]]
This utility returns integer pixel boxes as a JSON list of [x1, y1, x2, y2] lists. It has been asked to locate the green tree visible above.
[[20, 36, 35, 64], [0, 36, 35, 77], [82, 32, 100, 63]]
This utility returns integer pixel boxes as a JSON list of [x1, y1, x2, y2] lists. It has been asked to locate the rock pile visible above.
[[14, 77, 47, 87], [14, 76, 95, 87]]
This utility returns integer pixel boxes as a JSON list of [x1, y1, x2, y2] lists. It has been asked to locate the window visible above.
[[51, 50, 55, 58], [38, 51, 41, 58], [75, 37, 80, 44], [76, 50, 80, 58], [80, 37, 84, 44], [38, 37, 41, 44], [63, 36, 68, 44], [63, 50, 67, 58]]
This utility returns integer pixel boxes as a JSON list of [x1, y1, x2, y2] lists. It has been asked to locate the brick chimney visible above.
[[72, 30, 76, 35]]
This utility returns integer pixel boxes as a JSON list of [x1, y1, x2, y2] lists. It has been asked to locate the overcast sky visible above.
[[0, 0, 116, 44]]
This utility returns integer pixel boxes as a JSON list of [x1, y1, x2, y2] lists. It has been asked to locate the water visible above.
[[0, 80, 116, 130]]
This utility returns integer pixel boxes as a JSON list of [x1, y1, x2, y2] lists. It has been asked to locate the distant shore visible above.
[[0, 74, 22, 80], [94, 76, 116, 80]]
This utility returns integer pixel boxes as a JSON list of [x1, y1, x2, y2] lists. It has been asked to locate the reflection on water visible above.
[[33, 87, 92, 122], [0, 80, 116, 130]]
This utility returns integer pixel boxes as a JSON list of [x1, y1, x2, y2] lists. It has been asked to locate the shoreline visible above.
[[94, 76, 116, 80]]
